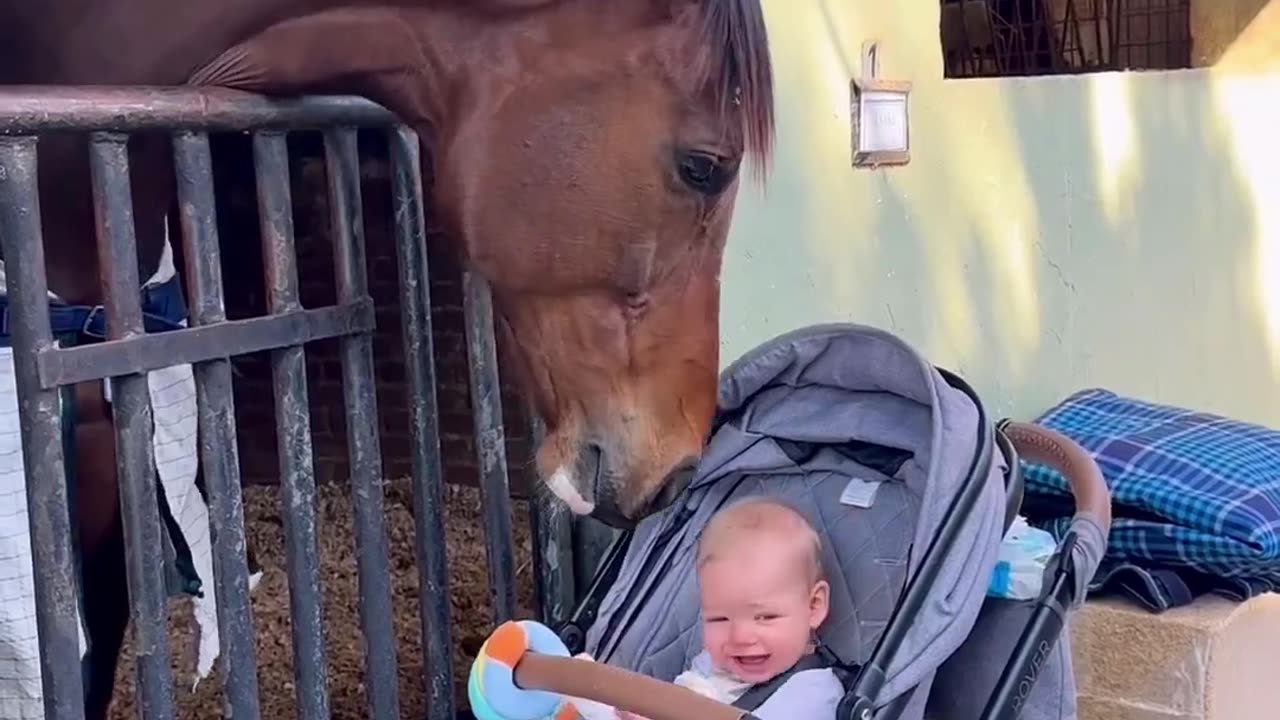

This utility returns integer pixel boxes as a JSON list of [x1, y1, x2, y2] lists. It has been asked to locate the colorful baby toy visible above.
[[468, 619, 580, 720]]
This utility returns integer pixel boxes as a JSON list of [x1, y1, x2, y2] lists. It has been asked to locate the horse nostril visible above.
[[623, 292, 651, 319]]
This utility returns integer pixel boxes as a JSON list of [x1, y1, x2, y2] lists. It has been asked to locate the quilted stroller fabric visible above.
[[582, 324, 1079, 719]]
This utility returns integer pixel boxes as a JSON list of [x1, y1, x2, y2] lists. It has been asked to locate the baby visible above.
[[574, 497, 845, 720]]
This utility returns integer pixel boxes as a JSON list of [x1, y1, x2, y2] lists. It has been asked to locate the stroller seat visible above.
[[556, 324, 1106, 720]]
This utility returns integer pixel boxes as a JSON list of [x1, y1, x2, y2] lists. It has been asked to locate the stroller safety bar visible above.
[[515, 653, 756, 720]]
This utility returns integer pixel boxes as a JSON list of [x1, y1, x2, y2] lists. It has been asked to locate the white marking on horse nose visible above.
[[548, 467, 595, 515]]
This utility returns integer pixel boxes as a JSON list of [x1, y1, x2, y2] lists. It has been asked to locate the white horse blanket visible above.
[[0, 237, 222, 718]]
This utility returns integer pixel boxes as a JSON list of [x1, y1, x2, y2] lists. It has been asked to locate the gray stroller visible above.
[[552, 324, 1111, 720]]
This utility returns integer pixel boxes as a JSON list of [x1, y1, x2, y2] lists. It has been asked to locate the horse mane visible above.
[[696, 0, 775, 180]]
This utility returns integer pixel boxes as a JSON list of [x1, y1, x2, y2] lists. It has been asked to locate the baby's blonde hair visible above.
[[696, 497, 825, 584]]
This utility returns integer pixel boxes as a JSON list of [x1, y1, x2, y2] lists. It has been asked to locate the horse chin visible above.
[[543, 470, 638, 530], [542, 440, 602, 515], [544, 445, 699, 529], [543, 445, 642, 529]]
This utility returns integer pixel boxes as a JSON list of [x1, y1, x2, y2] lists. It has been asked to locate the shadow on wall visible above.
[[720, 0, 1279, 428], [997, 70, 1267, 420]]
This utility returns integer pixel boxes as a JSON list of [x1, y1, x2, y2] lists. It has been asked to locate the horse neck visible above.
[[200, 2, 665, 129]]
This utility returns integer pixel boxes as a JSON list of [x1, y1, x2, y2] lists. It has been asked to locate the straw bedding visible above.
[[106, 479, 536, 719]]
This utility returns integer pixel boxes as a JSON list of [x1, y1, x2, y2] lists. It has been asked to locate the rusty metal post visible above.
[[462, 269, 518, 624], [88, 131, 175, 720], [0, 135, 88, 720], [172, 130, 261, 720], [254, 130, 333, 720], [324, 127, 401, 719], [388, 125, 457, 720]]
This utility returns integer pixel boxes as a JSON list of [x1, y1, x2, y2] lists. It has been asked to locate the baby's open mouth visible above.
[[733, 654, 771, 669]]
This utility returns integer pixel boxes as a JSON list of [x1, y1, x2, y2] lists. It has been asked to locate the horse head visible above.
[[195, 0, 775, 526]]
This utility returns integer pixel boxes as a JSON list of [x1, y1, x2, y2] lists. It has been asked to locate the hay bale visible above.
[[107, 480, 536, 719]]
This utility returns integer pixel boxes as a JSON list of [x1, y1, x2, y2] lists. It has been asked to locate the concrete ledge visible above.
[[1071, 592, 1280, 720]]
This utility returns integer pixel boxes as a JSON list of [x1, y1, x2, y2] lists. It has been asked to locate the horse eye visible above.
[[678, 151, 721, 193]]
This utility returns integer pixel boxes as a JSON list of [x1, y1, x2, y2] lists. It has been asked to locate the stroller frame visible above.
[[553, 368, 1089, 720]]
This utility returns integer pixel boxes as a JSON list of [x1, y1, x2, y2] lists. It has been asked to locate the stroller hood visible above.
[[584, 324, 1006, 707]]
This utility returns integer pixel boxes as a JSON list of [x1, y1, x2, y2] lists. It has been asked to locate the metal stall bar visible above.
[[37, 304, 373, 387], [172, 130, 261, 720], [0, 136, 87, 720], [462, 270, 518, 624], [572, 518, 622, 607], [87, 132, 176, 720], [526, 413, 576, 626], [323, 127, 401, 719], [537, 511, 575, 627], [0, 88, 397, 134], [254, 130, 332, 720], [387, 126, 456, 720]]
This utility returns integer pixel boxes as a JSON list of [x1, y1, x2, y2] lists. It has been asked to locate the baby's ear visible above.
[[809, 580, 831, 627]]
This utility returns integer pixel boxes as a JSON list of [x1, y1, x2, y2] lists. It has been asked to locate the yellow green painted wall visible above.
[[722, 0, 1280, 428]]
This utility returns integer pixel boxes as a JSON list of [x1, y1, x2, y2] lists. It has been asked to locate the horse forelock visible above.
[[695, 0, 774, 181]]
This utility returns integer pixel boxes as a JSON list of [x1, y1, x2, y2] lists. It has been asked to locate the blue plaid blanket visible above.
[[1021, 388, 1280, 610]]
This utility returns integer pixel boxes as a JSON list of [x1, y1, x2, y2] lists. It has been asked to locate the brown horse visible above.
[[1, 0, 773, 716]]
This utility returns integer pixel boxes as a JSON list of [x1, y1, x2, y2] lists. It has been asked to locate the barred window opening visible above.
[[941, 0, 1192, 78]]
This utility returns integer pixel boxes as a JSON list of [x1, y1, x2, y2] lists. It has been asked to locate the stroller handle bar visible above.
[[514, 652, 753, 720], [1000, 421, 1112, 534], [507, 420, 1111, 720]]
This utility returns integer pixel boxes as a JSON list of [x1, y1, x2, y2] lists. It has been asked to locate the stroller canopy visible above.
[[584, 323, 1008, 709]]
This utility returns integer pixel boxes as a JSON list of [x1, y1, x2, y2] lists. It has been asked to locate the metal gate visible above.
[[0, 87, 585, 720]]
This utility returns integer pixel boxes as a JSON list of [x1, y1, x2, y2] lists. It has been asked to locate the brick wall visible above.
[[209, 130, 532, 495]]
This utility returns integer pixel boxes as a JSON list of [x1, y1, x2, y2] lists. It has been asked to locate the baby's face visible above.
[[698, 540, 829, 684]]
